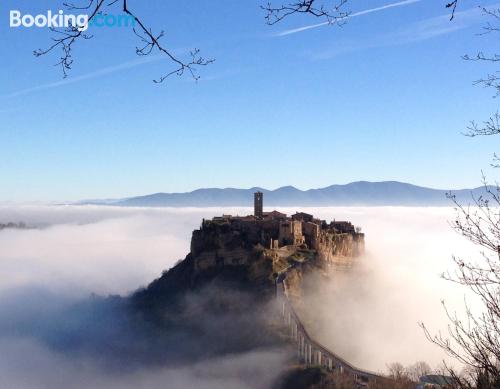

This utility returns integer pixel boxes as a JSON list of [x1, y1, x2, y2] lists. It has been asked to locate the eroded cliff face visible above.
[[315, 231, 365, 269], [189, 222, 275, 291]]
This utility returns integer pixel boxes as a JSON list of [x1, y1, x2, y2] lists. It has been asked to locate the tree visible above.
[[367, 363, 414, 389], [261, 0, 349, 25], [421, 180, 500, 388], [462, 4, 500, 140], [37, 0, 354, 82], [261, 0, 460, 24], [36, 1, 460, 83], [34, 0, 213, 82], [419, 4, 500, 388], [407, 361, 432, 382]]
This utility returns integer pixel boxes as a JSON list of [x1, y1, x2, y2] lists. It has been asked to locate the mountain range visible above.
[[80, 181, 491, 207]]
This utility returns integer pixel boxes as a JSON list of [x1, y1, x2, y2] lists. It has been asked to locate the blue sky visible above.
[[1, 0, 499, 201]]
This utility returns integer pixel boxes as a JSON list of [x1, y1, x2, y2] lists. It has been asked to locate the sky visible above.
[[1, 0, 500, 202]]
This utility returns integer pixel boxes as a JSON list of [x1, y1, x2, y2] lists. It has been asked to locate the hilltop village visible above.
[[190, 192, 365, 278]]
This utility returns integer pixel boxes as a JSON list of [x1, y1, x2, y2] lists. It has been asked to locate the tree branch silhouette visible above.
[[34, 0, 213, 83], [261, 0, 349, 26]]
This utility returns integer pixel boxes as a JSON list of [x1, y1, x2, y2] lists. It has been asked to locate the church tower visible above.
[[254, 191, 263, 219]]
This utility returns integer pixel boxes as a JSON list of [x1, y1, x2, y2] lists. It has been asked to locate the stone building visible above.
[[279, 220, 305, 246]]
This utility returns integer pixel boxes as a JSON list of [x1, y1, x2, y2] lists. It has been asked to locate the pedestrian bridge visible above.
[[276, 270, 384, 386]]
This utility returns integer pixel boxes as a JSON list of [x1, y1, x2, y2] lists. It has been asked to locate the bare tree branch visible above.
[[261, 0, 349, 26], [122, 0, 213, 83], [464, 112, 500, 138], [462, 7, 500, 98], [34, 0, 213, 83], [34, 0, 103, 78], [421, 177, 500, 388], [446, 0, 459, 21]]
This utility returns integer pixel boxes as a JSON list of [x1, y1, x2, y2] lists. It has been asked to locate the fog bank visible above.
[[0, 205, 476, 385], [279, 207, 477, 372]]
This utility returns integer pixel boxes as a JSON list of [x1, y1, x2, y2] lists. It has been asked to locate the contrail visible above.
[[1, 55, 163, 99], [276, 0, 423, 36]]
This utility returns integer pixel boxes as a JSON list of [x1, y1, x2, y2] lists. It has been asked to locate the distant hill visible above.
[[80, 181, 491, 207]]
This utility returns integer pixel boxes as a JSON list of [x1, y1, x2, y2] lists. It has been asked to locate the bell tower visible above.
[[254, 191, 263, 219]]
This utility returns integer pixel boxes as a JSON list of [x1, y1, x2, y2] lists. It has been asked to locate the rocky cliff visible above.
[[133, 214, 364, 314]]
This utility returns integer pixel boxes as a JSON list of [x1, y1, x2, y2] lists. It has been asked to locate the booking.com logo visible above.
[[9, 10, 135, 31]]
